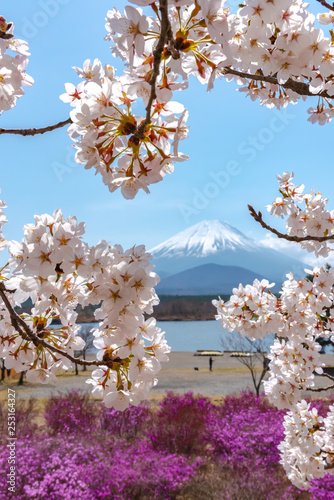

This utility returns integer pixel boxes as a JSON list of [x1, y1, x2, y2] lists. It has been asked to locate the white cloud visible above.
[[259, 234, 300, 253], [259, 234, 334, 268]]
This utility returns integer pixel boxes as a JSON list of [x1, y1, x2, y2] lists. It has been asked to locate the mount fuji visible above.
[[150, 220, 307, 294]]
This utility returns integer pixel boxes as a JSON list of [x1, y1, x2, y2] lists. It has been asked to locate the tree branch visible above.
[[0, 118, 72, 137], [248, 205, 334, 243], [223, 68, 331, 99], [316, 0, 334, 12], [321, 372, 334, 382], [0, 283, 103, 368], [321, 449, 334, 456], [0, 285, 31, 342], [306, 384, 334, 392], [135, 0, 178, 139]]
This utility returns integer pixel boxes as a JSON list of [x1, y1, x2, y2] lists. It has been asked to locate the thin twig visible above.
[[0, 283, 103, 368], [0, 118, 72, 137], [316, 0, 334, 12], [306, 384, 334, 392], [321, 372, 334, 382], [321, 449, 334, 456], [248, 205, 334, 243], [223, 68, 331, 99]]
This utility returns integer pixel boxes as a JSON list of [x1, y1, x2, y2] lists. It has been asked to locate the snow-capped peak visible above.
[[149, 220, 257, 258]]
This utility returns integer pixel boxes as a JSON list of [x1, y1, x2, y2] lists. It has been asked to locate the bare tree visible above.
[[221, 331, 271, 396], [1, 359, 6, 382], [17, 371, 25, 386], [74, 326, 95, 374], [1, 359, 25, 385], [0, 359, 12, 382]]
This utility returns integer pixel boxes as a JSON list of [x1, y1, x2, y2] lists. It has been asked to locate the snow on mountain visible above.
[[150, 220, 257, 258], [150, 220, 307, 284]]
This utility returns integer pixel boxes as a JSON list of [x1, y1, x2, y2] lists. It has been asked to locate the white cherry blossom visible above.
[[0, 194, 169, 410], [214, 172, 334, 488], [0, 17, 33, 114]]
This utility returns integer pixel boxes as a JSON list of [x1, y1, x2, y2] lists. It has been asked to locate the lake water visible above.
[[78, 321, 275, 353]]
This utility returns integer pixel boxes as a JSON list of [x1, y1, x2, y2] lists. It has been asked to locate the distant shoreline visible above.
[[2, 351, 333, 402], [20, 294, 226, 324], [68, 295, 226, 323], [76, 316, 216, 324]]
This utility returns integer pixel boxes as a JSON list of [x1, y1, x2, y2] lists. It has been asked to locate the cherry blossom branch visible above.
[[0, 282, 103, 368], [135, 0, 178, 139], [0, 118, 72, 137], [0, 1, 178, 141], [223, 68, 331, 99], [248, 205, 334, 243], [316, 0, 334, 12]]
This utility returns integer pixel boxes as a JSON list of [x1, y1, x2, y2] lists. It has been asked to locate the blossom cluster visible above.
[[267, 171, 334, 257], [62, 1, 228, 197], [214, 267, 334, 405], [4, 2, 334, 197], [0, 16, 33, 114], [59, 1, 334, 197], [279, 400, 334, 489], [214, 174, 334, 488], [213, 278, 281, 339], [185, 0, 334, 124], [0, 194, 169, 410], [61, 57, 188, 199], [219, 0, 334, 125]]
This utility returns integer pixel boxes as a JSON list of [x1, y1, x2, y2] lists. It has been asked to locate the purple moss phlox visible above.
[[0, 390, 333, 499]]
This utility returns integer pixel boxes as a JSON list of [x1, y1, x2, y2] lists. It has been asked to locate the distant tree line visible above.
[[16, 296, 232, 323]]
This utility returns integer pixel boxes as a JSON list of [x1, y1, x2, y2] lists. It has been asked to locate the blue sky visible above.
[[1, 0, 333, 258]]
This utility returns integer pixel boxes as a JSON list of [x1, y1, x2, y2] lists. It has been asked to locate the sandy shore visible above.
[[1, 352, 333, 402]]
